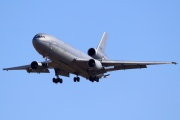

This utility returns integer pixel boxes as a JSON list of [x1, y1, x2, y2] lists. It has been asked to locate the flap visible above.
[[26, 68, 50, 73]]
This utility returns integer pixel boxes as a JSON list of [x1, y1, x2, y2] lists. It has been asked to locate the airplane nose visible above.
[[32, 35, 42, 48], [32, 37, 39, 47], [32, 34, 47, 50]]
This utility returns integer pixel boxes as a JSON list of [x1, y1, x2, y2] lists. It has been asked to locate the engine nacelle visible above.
[[31, 61, 47, 69], [87, 48, 108, 60], [88, 59, 103, 70]]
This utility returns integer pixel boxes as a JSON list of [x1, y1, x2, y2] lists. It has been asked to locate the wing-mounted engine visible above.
[[88, 48, 108, 60], [31, 61, 48, 69], [88, 59, 103, 70]]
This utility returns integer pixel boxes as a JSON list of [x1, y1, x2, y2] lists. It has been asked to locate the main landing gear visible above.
[[74, 73, 80, 82], [74, 76, 80, 82], [53, 69, 63, 84], [89, 76, 99, 82], [52, 71, 81, 84], [52, 77, 80, 84], [52, 77, 63, 84]]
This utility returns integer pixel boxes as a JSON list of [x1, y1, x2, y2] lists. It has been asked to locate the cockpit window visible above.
[[34, 35, 45, 38]]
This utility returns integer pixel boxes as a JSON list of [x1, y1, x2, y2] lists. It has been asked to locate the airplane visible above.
[[3, 32, 177, 84]]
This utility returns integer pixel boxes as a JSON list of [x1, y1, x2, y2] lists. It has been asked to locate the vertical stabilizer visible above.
[[97, 32, 108, 53]]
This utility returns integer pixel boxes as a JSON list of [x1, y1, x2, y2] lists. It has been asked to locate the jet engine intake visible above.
[[87, 48, 108, 60], [88, 59, 103, 70], [31, 61, 45, 69], [88, 48, 96, 56]]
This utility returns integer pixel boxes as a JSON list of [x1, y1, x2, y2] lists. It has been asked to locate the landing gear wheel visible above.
[[74, 77, 80, 82], [89, 76, 99, 82], [77, 77, 80, 82], [96, 77, 99, 82], [52, 78, 56, 83], [52, 78, 58, 84], [59, 78, 63, 84], [52, 77, 63, 84], [74, 77, 77, 82], [89, 76, 93, 82]]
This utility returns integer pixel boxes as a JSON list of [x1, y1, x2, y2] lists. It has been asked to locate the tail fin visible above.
[[97, 32, 108, 53], [87, 32, 108, 60]]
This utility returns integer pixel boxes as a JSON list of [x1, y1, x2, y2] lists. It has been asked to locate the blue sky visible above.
[[0, 0, 179, 120]]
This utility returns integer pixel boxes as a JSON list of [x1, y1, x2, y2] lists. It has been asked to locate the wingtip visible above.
[[172, 62, 177, 65], [3, 68, 8, 71]]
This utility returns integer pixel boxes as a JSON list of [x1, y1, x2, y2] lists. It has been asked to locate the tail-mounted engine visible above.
[[88, 48, 108, 60], [31, 61, 47, 69], [88, 59, 103, 70]]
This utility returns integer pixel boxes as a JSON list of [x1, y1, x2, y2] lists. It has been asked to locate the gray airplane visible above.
[[3, 32, 177, 84]]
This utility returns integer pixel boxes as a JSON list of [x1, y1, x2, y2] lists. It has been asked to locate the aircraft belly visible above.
[[70, 59, 89, 78]]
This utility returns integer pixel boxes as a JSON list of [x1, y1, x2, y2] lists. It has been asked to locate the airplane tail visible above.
[[87, 32, 108, 60], [97, 32, 108, 54], [97, 32, 108, 60]]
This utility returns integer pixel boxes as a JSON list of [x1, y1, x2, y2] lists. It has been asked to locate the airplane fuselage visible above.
[[32, 33, 96, 78]]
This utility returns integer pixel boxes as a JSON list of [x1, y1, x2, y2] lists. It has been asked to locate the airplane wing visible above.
[[101, 60, 177, 66], [3, 61, 57, 73], [3, 61, 71, 77], [76, 58, 177, 72], [101, 60, 177, 72], [3, 59, 177, 78], [3, 64, 50, 73]]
